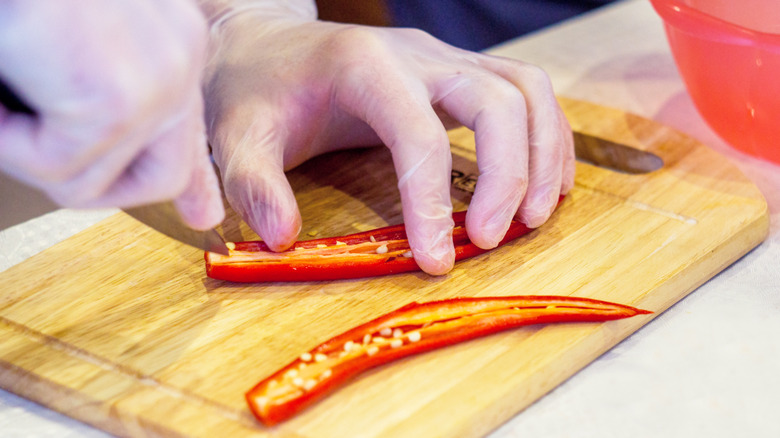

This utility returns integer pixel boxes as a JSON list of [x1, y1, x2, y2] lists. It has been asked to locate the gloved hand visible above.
[[201, 1, 574, 274], [0, 0, 224, 230]]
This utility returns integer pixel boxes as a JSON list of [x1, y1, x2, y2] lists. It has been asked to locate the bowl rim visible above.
[[650, 0, 780, 47]]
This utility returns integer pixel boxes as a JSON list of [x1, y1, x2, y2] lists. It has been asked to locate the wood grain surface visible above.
[[0, 98, 769, 437]]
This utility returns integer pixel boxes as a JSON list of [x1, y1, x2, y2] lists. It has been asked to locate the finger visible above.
[[171, 103, 225, 230], [173, 139, 225, 231], [0, 106, 40, 186], [434, 72, 529, 249], [336, 63, 455, 275], [478, 57, 572, 227], [1, 93, 212, 212], [211, 113, 301, 251], [64, 107, 197, 209], [0, 0, 205, 187], [0, 85, 126, 202], [559, 115, 576, 195], [0, 5, 152, 182]]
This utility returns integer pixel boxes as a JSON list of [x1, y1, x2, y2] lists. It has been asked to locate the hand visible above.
[[203, 11, 574, 274], [0, 0, 224, 229]]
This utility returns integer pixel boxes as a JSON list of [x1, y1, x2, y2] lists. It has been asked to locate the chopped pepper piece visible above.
[[206, 197, 564, 282], [246, 295, 651, 425]]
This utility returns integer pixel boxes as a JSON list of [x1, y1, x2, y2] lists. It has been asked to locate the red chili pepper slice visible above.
[[206, 197, 564, 282], [245, 295, 651, 425]]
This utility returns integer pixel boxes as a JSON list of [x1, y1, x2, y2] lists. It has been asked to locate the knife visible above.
[[90, 129, 665, 255], [1, 80, 229, 254], [1, 130, 663, 232], [572, 131, 663, 174], [3, 78, 661, 232], [122, 201, 230, 255], [0, 170, 229, 254]]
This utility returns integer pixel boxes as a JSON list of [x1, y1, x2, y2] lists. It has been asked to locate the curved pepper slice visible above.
[[246, 295, 652, 425], [206, 197, 564, 282]]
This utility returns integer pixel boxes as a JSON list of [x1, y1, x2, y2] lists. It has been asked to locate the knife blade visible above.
[[3, 131, 664, 233], [0, 171, 60, 230], [3, 70, 661, 234], [572, 131, 663, 174], [13, 126, 660, 250], [122, 202, 230, 255], [0, 81, 229, 254], [0, 172, 229, 255]]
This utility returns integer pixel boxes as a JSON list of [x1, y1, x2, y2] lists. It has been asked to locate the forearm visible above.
[[196, 0, 317, 26]]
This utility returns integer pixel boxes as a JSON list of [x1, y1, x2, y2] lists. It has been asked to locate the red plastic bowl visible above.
[[650, 0, 780, 164]]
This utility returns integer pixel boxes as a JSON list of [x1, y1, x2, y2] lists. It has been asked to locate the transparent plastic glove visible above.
[[202, 4, 574, 274], [0, 0, 224, 229]]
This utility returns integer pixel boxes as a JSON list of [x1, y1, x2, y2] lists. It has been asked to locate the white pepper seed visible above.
[[254, 396, 269, 407], [304, 379, 317, 391]]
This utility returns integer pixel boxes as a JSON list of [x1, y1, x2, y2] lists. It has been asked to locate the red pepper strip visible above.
[[206, 197, 564, 282], [245, 295, 651, 426]]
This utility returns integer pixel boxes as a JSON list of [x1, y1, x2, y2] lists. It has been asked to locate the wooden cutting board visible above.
[[0, 98, 769, 437]]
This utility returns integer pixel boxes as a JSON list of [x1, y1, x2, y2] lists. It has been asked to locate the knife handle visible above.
[[0, 77, 35, 115]]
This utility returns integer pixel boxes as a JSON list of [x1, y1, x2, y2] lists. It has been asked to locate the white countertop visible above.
[[2, 0, 779, 436]]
